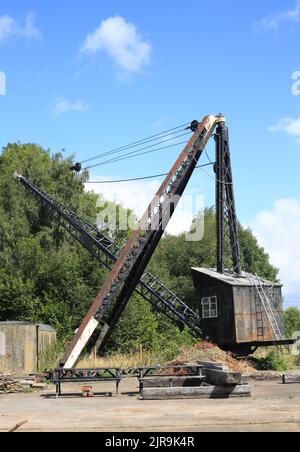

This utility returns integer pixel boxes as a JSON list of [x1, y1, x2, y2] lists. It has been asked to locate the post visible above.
[[223, 126, 242, 275], [36, 325, 40, 373], [215, 120, 241, 275], [215, 123, 225, 274]]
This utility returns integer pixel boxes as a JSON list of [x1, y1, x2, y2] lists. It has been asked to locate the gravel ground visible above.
[[0, 379, 300, 432]]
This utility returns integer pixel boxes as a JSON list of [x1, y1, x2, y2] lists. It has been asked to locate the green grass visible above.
[[255, 350, 289, 372], [38, 340, 67, 372]]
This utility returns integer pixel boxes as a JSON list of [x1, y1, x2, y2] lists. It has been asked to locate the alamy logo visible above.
[[0, 71, 6, 96], [292, 71, 300, 96], [96, 194, 205, 242]]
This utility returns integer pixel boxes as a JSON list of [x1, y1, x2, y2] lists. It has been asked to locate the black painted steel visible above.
[[215, 123, 241, 275]]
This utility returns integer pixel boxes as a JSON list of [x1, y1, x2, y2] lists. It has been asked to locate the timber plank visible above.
[[282, 374, 300, 384], [203, 368, 242, 386], [140, 376, 205, 389], [198, 361, 228, 371], [140, 385, 251, 400]]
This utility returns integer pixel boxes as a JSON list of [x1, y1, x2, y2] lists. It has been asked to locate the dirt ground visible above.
[[0, 379, 300, 432]]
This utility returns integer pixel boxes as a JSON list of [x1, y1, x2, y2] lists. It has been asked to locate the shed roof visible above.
[[0, 321, 56, 332], [191, 268, 282, 287]]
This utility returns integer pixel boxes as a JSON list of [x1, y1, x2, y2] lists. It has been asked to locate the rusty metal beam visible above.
[[61, 114, 223, 368]]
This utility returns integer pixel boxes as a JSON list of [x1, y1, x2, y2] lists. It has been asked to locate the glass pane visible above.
[[201, 296, 218, 318], [202, 307, 210, 318]]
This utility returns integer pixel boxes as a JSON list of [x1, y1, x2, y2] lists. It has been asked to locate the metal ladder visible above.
[[139, 272, 202, 335], [248, 273, 283, 341]]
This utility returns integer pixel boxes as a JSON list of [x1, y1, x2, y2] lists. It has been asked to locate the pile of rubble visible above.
[[169, 341, 255, 373]]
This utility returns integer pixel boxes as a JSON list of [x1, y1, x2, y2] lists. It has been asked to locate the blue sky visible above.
[[0, 0, 300, 303]]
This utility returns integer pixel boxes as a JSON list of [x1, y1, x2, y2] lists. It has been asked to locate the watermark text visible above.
[[0, 71, 6, 96], [291, 71, 300, 96], [96, 194, 205, 242]]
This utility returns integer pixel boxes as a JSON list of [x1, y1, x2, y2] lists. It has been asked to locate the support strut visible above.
[[215, 121, 241, 275]]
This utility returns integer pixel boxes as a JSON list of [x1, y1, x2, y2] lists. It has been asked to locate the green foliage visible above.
[[284, 308, 300, 337], [238, 226, 278, 281], [38, 339, 67, 372], [255, 350, 289, 371], [105, 295, 196, 360], [0, 143, 107, 338], [295, 354, 300, 367]]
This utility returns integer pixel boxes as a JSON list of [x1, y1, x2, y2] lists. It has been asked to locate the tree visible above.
[[0, 143, 107, 337], [284, 307, 300, 337], [238, 226, 278, 282]]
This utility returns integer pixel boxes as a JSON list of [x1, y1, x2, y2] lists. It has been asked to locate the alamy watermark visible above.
[[0, 70, 6, 96], [291, 71, 300, 96], [0, 71, 6, 96], [96, 194, 205, 242]]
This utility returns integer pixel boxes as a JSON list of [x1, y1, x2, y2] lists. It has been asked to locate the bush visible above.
[[38, 339, 67, 372], [295, 354, 300, 367], [256, 350, 288, 371]]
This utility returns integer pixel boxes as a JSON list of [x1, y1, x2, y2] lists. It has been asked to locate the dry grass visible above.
[[77, 351, 159, 369], [76, 344, 300, 373], [77, 343, 253, 373]]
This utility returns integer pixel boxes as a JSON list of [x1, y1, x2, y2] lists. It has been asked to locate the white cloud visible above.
[[254, 1, 300, 31], [85, 177, 201, 236], [80, 16, 151, 73], [250, 199, 300, 300], [0, 15, 15, 41], [269, 118, 300, 142], [51, 98, 88, 116], [0, 13, 41, 43]]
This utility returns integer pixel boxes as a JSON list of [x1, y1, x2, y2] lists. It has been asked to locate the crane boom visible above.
[[60, 114, 223, 368]]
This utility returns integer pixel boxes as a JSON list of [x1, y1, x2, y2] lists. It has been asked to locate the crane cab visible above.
[[191, 267, 294, 356]]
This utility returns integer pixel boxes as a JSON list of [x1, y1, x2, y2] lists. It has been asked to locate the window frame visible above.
[[201, 296, 218, 319]]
